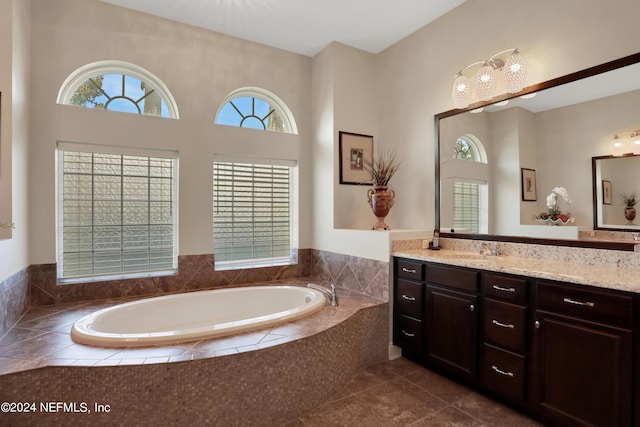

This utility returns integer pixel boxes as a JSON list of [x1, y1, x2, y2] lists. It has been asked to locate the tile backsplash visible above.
[[0, 268, 29, 338], [26, 249, 389, 307], [393, 237, 640, 271]]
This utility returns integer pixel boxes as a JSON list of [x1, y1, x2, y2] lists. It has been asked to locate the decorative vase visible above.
[[367, 186, 395, 230], [624, 206, 636, 224]]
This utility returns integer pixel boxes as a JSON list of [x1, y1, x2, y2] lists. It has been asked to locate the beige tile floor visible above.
[[282, 358, 544, 427]]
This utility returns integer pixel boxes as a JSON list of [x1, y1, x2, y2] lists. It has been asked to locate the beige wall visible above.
[[373, 0, 640, 232], [2, 0, 640, 280], [27, 0, 312, 265], [0, 0, 31, 280]]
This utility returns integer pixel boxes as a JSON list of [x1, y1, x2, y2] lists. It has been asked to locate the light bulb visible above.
[[475, 62, 497, 101], [504, 49, 527, 93], [612, 135, 624, 156], [452, 73, 471, 109], [632, 133, 640, 155]]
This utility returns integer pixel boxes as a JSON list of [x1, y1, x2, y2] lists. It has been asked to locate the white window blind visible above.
[[453, 181, 480, 234], [213, 161, 296, 268], [57, 144, 178, 282]]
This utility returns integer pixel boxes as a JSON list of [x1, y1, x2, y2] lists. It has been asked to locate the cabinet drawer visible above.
[[483, 299, 527, 353], [482, 344, 526, 403], [394, 315, 422, 357], [483, 273, 527, 304], [396, 279, 423, 319], [427, 264, 478, 292], [536, 281, 633, 328], [397, 259, 424, 281]]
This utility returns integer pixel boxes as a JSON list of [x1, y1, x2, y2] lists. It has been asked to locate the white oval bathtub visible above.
[[71, 285, 326, 348]]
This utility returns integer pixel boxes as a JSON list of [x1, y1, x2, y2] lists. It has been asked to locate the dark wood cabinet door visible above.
[[425, 284, 478, 380], [532, 310, 632, 427]]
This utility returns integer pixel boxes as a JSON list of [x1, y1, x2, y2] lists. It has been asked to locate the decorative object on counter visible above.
[[365, 148, 400, 230], [451, 48, 527, 109], [620, 192, 637, 224], [338, 131, 373, 185], [535, 187, 574, 225]]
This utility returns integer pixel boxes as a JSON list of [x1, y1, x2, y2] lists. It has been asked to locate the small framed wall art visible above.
[[339, 131, 373, 185], [521, 168, 537, 201], [602, 180, 612, 205]]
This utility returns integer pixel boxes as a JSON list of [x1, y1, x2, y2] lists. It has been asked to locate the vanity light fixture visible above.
[[451, 48, 527, 109], [611, 131, 640, 156]]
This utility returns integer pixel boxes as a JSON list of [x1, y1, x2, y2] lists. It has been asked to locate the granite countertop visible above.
[[393, 249, 640, 294]]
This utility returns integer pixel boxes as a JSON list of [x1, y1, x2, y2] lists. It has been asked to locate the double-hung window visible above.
[[57, 142, 178, 282], [213, 159, 298, 269]]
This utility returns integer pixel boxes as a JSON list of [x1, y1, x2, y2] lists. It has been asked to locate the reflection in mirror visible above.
[[436, 52, 640, 245], [592, 155, 640, 230]]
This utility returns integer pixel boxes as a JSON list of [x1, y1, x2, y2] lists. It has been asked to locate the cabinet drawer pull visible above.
[[401, 330, 415, 338], [563, 297, 595, 308], [491, 365, 514, 377], [492, 319, 515, 329], [492, 284, 516, 293], [401, 294, 416, 301], [402, 267, 416, 274]]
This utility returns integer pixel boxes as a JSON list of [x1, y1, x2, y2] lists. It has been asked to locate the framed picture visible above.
[[339, 131, 373, 185], [521, 168, 537, 201], [602, 180, 612, 205]]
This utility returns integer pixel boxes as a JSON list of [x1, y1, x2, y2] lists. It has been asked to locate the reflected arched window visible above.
[[453, 135, 487, 163], [215, 87, 298, 134], [57, 61, 179, 119], [452, 134, 488, 234]]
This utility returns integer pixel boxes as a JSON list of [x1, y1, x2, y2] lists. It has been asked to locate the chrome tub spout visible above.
[[307, 283, 338, 306]]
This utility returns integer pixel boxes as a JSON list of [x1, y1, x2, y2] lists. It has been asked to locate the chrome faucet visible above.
[[480, 242, 501, 256], [307, 283, 338, 306]]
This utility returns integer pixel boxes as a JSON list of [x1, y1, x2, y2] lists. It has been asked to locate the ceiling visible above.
[[100, 0, 466, 57]]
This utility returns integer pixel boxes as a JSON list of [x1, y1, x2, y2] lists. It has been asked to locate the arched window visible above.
[[57, 61, 179, 119], [215, 87, 298, 134]]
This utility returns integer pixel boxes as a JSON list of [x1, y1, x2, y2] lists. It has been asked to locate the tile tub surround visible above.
[[28, 249, 390, 306], [0, 282, 388, 426], [0, 267, 29, 338]]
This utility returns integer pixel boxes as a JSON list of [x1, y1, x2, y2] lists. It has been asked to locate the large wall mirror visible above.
[[435, 52, 640, 246]]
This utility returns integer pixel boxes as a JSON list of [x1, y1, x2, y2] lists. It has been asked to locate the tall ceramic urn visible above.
[[367, 186, 395, 230]]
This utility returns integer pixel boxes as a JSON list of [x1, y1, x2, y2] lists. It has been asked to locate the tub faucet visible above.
[[307, 283, 338, 306]]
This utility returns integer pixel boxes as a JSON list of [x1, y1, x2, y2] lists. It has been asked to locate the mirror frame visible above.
[[435, 52, 640, 251], [592, 154, 640, 231]]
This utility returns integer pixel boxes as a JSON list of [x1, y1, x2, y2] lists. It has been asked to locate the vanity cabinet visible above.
[[480, 273, 530, 404], [531, 280, 633, 427], [424, 264, 479, 380], [392, 256, 638, 427], [392, 258, 425, 359]]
